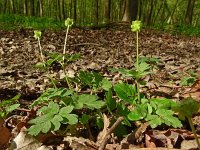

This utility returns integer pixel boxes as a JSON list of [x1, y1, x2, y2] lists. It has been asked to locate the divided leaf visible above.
[[114, 82, 137, 104], [75, 94, 105, 109], [28, 102, 77, 136], [105, 89, 116, 112], [173, 97, 200, 120], [32, 88, 73, 107], [128, 104, 147, 121]]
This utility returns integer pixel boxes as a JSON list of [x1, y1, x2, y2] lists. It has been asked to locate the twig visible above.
[[98, 116, 124, 150]]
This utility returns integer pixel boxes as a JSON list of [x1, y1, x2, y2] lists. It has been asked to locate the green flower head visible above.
[[65, 18, 74, 27], [131, 20, 142, 32], [34, 30, 42, 39]]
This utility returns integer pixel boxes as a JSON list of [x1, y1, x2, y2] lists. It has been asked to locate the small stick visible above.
[[98, 116, 124, 150]]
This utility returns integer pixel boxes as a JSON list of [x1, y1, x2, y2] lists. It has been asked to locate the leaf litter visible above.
[[0, 26, 200, 149]]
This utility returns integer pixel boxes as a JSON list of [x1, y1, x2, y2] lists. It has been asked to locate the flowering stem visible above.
[[62, 25, 72, 90], [136, 31, 140, 102], [38, 38, 45, 63], [63, 25, 70, 59], [37, 38, 57, 88]]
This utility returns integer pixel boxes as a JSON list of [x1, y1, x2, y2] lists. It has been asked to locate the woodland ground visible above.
[[0, 25, 200, 149]]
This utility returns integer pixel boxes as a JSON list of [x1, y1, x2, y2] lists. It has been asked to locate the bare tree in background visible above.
[[185, 0, 196, 25]]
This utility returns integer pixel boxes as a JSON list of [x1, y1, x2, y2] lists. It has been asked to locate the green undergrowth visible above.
[[0, 14, 108, 30], [153, 23, 200, 36], [0, 14, 64, 30], [2, 14, 200, 37]]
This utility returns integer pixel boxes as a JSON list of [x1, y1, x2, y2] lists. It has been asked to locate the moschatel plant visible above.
[[28, 18, 108, 136], [110, 20, 182, 129]]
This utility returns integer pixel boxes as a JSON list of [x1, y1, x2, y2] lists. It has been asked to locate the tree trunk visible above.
[[10, 0, 15, 13], [61, 0, 65, 19], [30, 0, 35, 16], [56, 0, 61, 20], [4, 0, 8, 13], [103, 0, 111, 23], [122, 0, 138, 22], [73, 0, 77, 22], [146, 0, 154, 25], [38, 0, 43, 17], [185, 0, 196, 25], [94, 0, 99, 25], [24, 0, 28, 15]]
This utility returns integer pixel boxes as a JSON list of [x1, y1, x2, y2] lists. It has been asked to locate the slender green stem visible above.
[[63, 25, 70, 60], [63, 64, 72, 89], [136, 81, 140, 102], [47, 73, 57, 88], [136, 31, 139, 69], [38, 38, 57, 88], [136, 31, 140, 102], [188, 117, 200, 150], [38, 38, 45, 63], [62, 25, 72, 90]]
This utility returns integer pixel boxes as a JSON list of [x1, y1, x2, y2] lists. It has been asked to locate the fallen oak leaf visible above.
[[9, 127, 52, 150], [0, 118, 11, 149], [145, 134, 156, 148]]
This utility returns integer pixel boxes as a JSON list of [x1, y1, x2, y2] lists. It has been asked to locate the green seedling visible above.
[[180, 77, 196, 86], [173, 97, 200, 150], [0, 94, 20, 119], [180, 69, 199, 86]]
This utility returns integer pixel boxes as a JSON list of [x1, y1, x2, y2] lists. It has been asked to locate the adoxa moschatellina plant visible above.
[[34, 18, 75, 89], [112, 21, 182, 129], [131, 20, 141, 101]]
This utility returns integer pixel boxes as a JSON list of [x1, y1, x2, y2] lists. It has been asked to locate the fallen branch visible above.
[[98, 116, 124, 150]]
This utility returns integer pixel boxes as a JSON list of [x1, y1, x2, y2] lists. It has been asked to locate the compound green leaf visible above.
[[79, 114, 91, 124], [28, 113, 54, 124], [76, 94, 104, 109], [59, 106, 74, 116], [28, 124, 42, 136], [101, 79, 112, 91], [105, 89, 116, 112], [149, 117, 162, 128], [128, 104, 147, 121], [51, 115, 63, 131], [0, 94, 20, 107], [64, 114, 78, 125], [6, 104, 20, 113], [41, 121, 52, 133], [114, 82, 136, 104], [173, 97, 200, 120]]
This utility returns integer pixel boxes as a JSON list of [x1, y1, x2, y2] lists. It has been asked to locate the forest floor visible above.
[[0, 26, 200, 150]]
